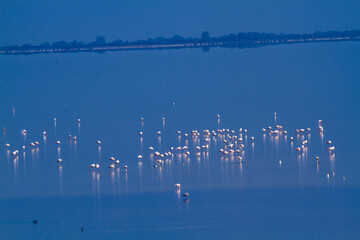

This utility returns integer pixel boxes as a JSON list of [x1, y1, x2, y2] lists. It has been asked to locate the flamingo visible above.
[[182, 193, 190, 198]]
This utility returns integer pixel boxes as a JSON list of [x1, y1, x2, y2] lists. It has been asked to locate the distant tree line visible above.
[[1, 30, 359, 53]]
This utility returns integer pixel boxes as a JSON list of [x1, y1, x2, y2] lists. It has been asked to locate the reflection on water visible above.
[[158, 136, 161, 152], [6, 149, 10, 162], [43, 135, 47, 155], [0, 43, 359, 239], [58, 165, 63, 194], [97, 146, 101, 162], [177, 135, 181, 146], [13, 157, 19, 185], [22, 151, 26, 172], [110, 170, 115, 194], [73, 140, 77, 154], [330, 153, 335, 172], [91, 171, 101, 198], [274, 112, 276, 124], [30, 148, 36, 165], [140, 137, 143, 155], [54, 118, 57, 138], [96, 173, 101, 197], [77, 122, 81, 136], [57, 146, 61, 158], [116, 167, 121, 193], [22, 132, 26, 144], [319, 130, 324, 145]]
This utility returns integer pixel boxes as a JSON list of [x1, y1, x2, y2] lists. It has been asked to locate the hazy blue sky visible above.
[[1, 0, 360, 46]]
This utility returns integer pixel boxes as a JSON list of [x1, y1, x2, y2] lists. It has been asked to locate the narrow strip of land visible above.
[[1, 31, 359, 55]]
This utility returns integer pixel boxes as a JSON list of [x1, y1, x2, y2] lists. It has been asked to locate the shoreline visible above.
[[1, 36, 359, 55]]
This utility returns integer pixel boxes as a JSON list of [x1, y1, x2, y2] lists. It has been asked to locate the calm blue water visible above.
[[0, 42, 360, 239]]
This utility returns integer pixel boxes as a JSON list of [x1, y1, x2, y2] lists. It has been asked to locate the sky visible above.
[[0, 0, 360, 46]]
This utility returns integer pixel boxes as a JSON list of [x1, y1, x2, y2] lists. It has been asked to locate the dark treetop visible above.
[[1, 30, 359, 55]]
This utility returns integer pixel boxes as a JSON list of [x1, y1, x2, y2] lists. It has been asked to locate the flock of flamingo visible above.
[[3, 111, 343, 200]]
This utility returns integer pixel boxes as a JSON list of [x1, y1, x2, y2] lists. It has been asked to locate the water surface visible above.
[[0, 42, 359, 239]]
